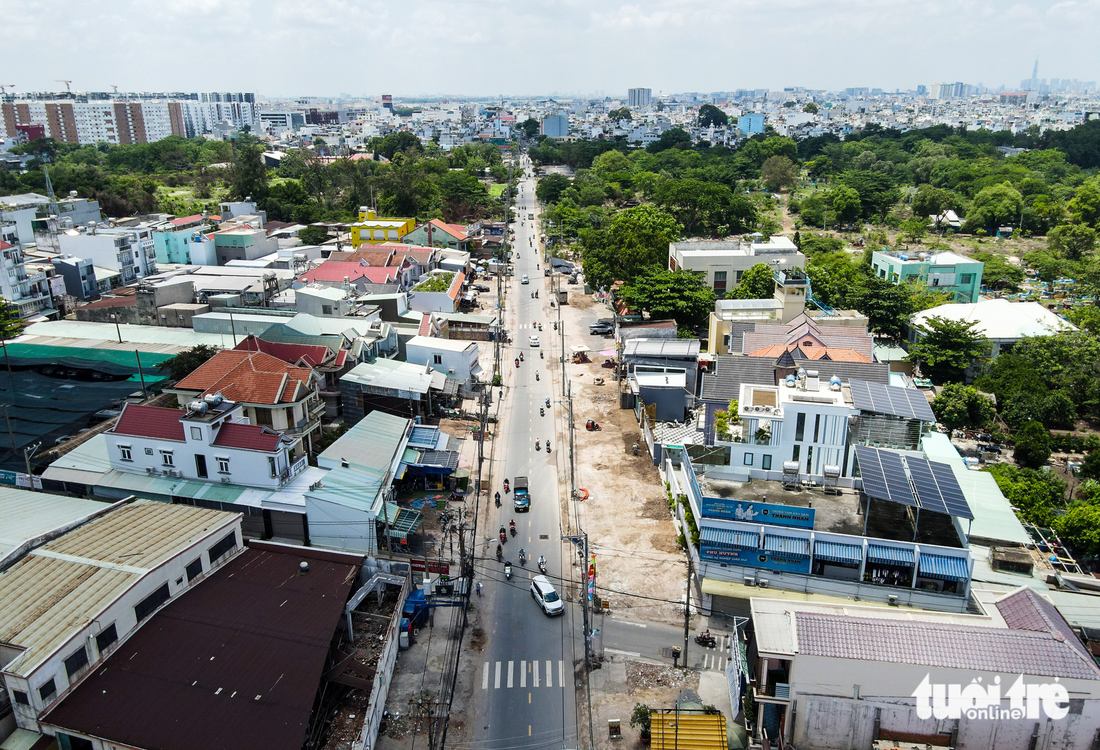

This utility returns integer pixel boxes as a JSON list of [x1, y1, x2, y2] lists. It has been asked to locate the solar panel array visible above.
[[849, 380, 935, 422], [854, 445, 974, 520], [854, 445, 916, 507]]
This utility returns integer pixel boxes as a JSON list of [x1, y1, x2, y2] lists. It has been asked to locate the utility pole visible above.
[[683, 554, 694, 667]]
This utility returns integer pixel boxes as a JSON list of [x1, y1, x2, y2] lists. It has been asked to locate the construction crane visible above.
[[56, 79, 72, 94], [110, 85, 118, 94], [0, 85, 14, 96]]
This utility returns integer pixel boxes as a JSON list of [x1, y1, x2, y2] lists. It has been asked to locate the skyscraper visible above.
[[627, 88, 652, 108]]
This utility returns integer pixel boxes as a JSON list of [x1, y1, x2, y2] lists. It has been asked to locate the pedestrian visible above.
[[476, 581, 483, 597]]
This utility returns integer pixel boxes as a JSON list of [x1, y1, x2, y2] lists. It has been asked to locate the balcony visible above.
[[282, 415, 321, 439], [278, 455, 309, 487]]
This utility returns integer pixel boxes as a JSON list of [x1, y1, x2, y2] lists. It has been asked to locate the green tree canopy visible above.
[[159, 344, 221, 382], [906, 316, 988, 383], [931, 383, 995, 430], [760, 156, 798, 193], [698, 105, 729, 128], [985, 463, 1065, 526], [229, 144, 269, 204], [1049, 223, 1097, 261], [729, 263, 775, 300], [1057, 504, 1100, 557], [520, 118, 540, 138], [297, 225, 331, 246], [654, 179, 755, 236], [1014, 420, 1053, 469], [609, 107, 633, 123], [855, 275, 913, 340], [536, 173, 571, 204], [646, 128, 692, 154], [617, 267, 718, 329], [964, 182, 1023, 232], [970, 251, 1025, 290], [803, 103, 819, 114], [580, 204, 682, 289]]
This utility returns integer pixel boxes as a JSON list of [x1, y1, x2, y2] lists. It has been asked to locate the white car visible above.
[[529, 335, 540, 347], [531, 575, 564, 616], [521, 274, 530, 284]]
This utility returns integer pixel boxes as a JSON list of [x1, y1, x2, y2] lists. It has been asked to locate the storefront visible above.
[[864, 543, 914, 588]]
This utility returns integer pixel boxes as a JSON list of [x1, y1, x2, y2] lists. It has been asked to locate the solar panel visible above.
[[849, 380, 935, 422], [905, 456, 950, 516], [854, 445, 916, 507], [930, 460, 974, 520]]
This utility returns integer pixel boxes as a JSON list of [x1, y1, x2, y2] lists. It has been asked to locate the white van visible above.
[[530, 575, 564, 616]]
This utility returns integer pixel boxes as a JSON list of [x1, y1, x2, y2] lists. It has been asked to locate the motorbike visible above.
[[694, 630, 718, 648], [540, 407, 544, 416], [538, 556, 547, 574], [532, 319, 537, 327], [515, 359, 520, 368], [535, 372, 540, 381], [538, 323, 543, 331], [518, 549, 527, 565], [520, 353, 524, 362], [586, 420, 602, 431], [496, 544, 503, 562], [504, 562, 512, 580], [539, 350, 544, 359], [546, 398, 551, 408], [531, 292, 534, 298], [546, 442, 551, 453], [535, 290, 539, 298], [495, 492, 501, 507], [500, 527, 507, 544], [504, 479, 510, 493], [535, 440, 541, 451], [509, 521, 517, 537]]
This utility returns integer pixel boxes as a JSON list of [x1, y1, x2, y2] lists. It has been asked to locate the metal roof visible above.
[[42, 546, 363, 750], [0, 488, 113, 567], [648, 711, 727, 750], [341, 358, 441, 396], [623, 338, 700, 357], [318, 410, 410, 475], [795, 611, 1100, 681], [849, 379, 935, 421], [0, 500, 238, 677], [813, 540, 863, 565], [21, 320, 235, 349]]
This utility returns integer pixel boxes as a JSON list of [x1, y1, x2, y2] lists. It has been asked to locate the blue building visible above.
[[738, 113, 765, 134], [540, 115, 568, 138]]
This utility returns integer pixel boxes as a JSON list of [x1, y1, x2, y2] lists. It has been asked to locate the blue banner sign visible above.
[[701, 497, 815, 529], [700, 544, 812, 574]]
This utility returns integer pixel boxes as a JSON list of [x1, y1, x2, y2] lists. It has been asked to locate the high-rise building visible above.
[[627, 88, 652, 108], [540, 114, 568, 138]]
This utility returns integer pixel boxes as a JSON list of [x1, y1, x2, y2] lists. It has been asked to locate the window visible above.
[[744, 453, 753, 466], [160, 450, 174, 466], [433, 354, 443, 365], [795, 413, 806, 442], [185, 558, 203, 582], [217, 457, 230, 474], [814, 414, 821, 443], [118, 445, 132, 462], [806, 446, 814, 471], [190, 426, 202, 440], [713, 270, 727, 293], [95, 624, 118, 654], [792, 445, 801, 461], [322, 304, 333, 315], [960, 273, 973, 284], [134, 583, 171, 623], [209, 531, 238, 563], [64, 646, 89, 679], [932, 277, 940, 286], [145, 447, 154, 455], [762, 455, 772, 471], [13, 690, 29, 706], [735, 270, 743, 282], [269, 456, 278, 477], [39, 678, 57, 702]]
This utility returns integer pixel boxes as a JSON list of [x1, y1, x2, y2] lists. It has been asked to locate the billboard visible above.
[[699, 544, 811, 574], [701, 497, 815, 529]]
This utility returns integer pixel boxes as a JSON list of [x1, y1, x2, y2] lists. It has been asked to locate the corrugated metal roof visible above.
[[41, 546, 363, 750], [0, 488, 111, 566], [318, 410, 409, 475], [340, 358, 438, 395], [0, 500, 238, 677], [623, 338, 700, 357], [649, 711, 727, 750]]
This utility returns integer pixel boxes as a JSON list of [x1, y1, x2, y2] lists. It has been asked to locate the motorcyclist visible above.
[[538, 554, 546, 568], [496, 543, 503, 559], [545, 398, 550, 408], [539, 350, 544, 359], [495, 491, 501, 506], [519, 548, 526, 564], [520, 352, 524, 362], [535, 439, 541, 451], [509, 519, 516, 532], [535, 372, 540, 381], [515, 358, 519, 367], [540, 407, 544, 416]]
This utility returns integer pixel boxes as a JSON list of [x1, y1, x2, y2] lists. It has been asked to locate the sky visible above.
[[3, 0, 1099, 98]]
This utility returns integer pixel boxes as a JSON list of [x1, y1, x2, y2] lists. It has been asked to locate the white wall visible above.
[[405, 340, 478, 387]]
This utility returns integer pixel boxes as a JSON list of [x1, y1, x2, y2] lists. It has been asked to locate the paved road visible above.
[[470, 156, 580, 749]]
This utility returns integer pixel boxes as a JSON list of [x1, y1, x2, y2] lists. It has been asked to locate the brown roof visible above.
[[212, 422, 283, 452], [42, 545, 363, 750], [112, 404, 186, 442], [326, 249, 395, 265], [175, 350, 315, 405], [77, 296, 136, 310]]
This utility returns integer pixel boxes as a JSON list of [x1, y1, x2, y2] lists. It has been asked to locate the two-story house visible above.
[[0, 228, 53, 320], [170, 350, 323, 456], [870, 249, 983, 303]]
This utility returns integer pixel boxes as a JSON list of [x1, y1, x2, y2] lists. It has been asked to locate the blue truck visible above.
[[513, 475, 530, 512]]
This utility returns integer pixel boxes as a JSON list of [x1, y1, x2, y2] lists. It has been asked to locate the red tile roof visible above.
[[169, 214, 204, 227], [234, 336, 331, 368], [212, 422, 283, 452], [0, 241, 14, 251], [175, 350, 315, 405], [112, 404, 185, 442], [447, 271, 466, 300], [426, 219, 468, 241], [418, 314, 432, 336], [297, 262, 399, 285], [78, 296, 136, 310]]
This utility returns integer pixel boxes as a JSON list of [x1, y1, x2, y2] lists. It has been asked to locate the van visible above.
[[530, 575, 563, 615]]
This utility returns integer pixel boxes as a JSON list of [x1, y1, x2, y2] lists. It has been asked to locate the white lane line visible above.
[[494, 660, 501, 690], [482, 662, 489, 690], [545, 660, 553, 688], [533, 659, 540, 688], [508, 660, 514, 688], [605, 648, 641, 657], [520, 660, 527, 688], [559, 660, 565, 687]]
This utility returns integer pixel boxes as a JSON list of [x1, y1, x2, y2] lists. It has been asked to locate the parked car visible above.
[[589, 322, 613, 335], [474, 284, 490, 292]]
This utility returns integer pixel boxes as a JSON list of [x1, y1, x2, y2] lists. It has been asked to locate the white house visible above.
[[404, 336, 482, 388], [408, 270, 465, 313], [909, 297, 1076, 358], [669, 237, 805, 296]]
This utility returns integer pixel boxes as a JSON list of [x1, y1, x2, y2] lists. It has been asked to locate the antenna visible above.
[[0, 85, 13, 96], [56, 79, 73, 94]]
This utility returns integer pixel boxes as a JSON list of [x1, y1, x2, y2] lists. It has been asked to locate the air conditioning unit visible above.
[[757, 579, 769, 589], [743, 576, 756, 587], [220, 477, 232, 484], [774, 409, 782, 418], [887, 594, 899, 606], [145, 467, 156, 475]]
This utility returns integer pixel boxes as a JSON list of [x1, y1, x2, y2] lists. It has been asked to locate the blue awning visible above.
[[701, 527, 759, 550], [763, 535, 810, 558], [919, 553, 969, 582], [813, 540, 863, 565], [867, 544, 915, 566]]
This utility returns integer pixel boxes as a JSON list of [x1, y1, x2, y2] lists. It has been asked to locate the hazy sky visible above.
[[4, 0, 1098, 97]]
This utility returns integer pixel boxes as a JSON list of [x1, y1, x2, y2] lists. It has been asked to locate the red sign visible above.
[[411, 559, 450, 575]]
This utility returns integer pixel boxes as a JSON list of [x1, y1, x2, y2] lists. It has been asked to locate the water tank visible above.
[[785, 374, 796, 387], [203, 394, 218, 405], [829, 375, 842, 391], [188, 400, 207, 413]]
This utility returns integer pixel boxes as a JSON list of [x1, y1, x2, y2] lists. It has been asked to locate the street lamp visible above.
[[22, 440, 40, 491], [109, 314, 122, 343]]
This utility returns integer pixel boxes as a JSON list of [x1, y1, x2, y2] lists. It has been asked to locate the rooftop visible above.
[[0, 500, 237, 677], [623, 338, 701, 357], [0, 488, 115, 568], [212, 421, 284, 452], [341, 357, 444, 395], [42, 544, 364, 750], [175, 350, 315, 405], [113, 404, 187, 442], [911, 298, 1076, 340]]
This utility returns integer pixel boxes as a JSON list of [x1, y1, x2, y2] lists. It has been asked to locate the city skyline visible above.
[[3, 0, 1098, 97]]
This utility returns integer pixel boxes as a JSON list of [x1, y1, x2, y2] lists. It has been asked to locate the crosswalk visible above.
[[481, 659, 566, 690]]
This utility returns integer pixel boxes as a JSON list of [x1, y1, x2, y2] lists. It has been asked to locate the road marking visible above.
[[507, 660, 514, 688], [533, 659, 540, 688], [494, 660, 501, 689], [482, 662, 489, 690], [605, 648, 641, 658], [520, 660, 526, 688], [528, 692, 531, 704], [528, 726, 532, 736], [546, 660, 553, 688], [613, 619, 647, 628], [559, 659, 565, 687]]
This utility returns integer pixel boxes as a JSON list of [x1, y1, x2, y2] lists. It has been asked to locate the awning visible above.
[[570, 344, 590, 353], [919, 553, 969, 582], [866, 544, 915, 566], [380, 502, 423, 539], [813, 540, 863, 565], [763, 535, 810, 558], [701, 526, 758, 550]]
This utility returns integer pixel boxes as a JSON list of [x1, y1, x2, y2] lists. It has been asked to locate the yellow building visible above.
[[349, 207, 416, 248]]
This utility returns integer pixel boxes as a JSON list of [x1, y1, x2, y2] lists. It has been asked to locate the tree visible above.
[[536, 174, 571, 204], [159, 344, 221, 382], [609, 107, 632, 123], [580, 205, 682, 289], [985, 463, 1065, 526], [520, 118, 540, 138], [1014, 420, 1052, 468], [698, 104, 729, 128], [803, 103, 819, 114], [912, 185, 961, 220], [1079, 450, 1100, 480], [931, 383, 995, 430], [729, 263, 775, 300], [806, 250, 865, 308], [855, 275, 913, 340], [630, 704, 652, 740], [1057, 504, 1100, 557], [965, 183, 1023, 232], [1049, 223, 1097, 260], [646, 128, 692, 153], [1068, 179, 1100, 227], [0, 300, 24, 342], [760, 156, 798, 193], [229, 144, 269, 204], [900, 217, 928, 244], [297, 225, 331, 246], [970, 251, 1025, 290], [906, 316, 988, 383], [828, 185, 862, 225], [655, 179, 756, 236], [617, 267, 718, 329]]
